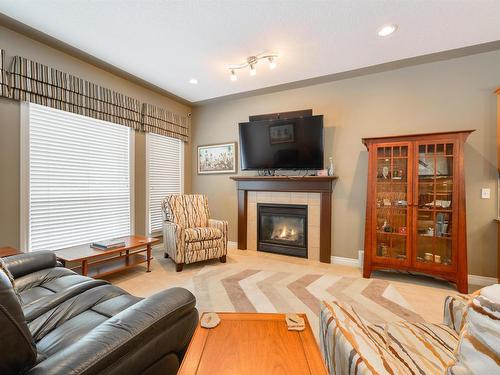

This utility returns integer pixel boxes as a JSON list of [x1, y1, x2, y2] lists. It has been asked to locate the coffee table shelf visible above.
[[55, 235, 159, 278]]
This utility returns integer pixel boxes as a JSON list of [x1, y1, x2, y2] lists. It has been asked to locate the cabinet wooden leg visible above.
[[456, 275, 468, 294], [219, 255, 227, 263], [176, 263, 184, 272], [362, 266, 371, 279]]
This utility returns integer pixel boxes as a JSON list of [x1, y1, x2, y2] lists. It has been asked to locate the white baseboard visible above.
[[331, 256, 360, 268], [468, 274, 498, 286], [228, 241, 238, 250]]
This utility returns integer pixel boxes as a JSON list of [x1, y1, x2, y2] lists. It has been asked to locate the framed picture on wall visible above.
[[197, 142, 237, 175]]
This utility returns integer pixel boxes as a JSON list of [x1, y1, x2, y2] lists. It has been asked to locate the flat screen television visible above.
[[239, 115, 324, 170]]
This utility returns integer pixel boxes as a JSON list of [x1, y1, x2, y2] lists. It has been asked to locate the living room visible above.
[[0, 1, 499, 374]]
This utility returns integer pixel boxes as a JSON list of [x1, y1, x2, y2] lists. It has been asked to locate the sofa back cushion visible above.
[[162, 195, 210, 228], [445, 284, 500, 374], [0, 268, 37, 373]]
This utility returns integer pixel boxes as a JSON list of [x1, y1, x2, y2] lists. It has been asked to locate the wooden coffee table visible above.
[[55, 235, 159, 278], [178, 312, 327, 375]]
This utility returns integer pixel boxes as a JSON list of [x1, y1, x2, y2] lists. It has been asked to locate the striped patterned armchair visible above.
[[320, 284, 499, 374], [162, 194, 228, 272]]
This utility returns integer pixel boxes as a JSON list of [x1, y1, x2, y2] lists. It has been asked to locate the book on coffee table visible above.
[[90, 239, 126, 250]]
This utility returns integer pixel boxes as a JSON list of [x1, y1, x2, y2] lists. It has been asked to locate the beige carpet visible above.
[[108, 247, 460, 339]]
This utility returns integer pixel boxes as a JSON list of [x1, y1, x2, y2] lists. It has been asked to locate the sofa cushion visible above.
[[0, 269, 37, 374], [185, 227, 222, 242], [445, 284, 500, 374], [320, 300, 458, 375]]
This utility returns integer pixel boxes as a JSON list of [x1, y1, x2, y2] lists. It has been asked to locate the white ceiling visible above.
[[1, 0, 500, 103]]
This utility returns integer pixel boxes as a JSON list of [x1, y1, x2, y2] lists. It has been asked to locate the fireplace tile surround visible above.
[[248, 192, 320, 260]]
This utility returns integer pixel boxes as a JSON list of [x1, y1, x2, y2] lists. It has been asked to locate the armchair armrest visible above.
[[28, 287, 198, 375], [163, 221, 185, 263], [209, 219, 228, 249], [2, 251, 57, 279], [443, 293, 471, 334]]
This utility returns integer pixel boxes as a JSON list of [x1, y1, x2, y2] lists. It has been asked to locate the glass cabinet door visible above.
[[414, 142, 456, 270], [373, 144, 411, 264]]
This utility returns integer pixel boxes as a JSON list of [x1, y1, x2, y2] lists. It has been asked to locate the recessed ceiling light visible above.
[[189, 78, 198, 84], [378, 24, 398, 37]]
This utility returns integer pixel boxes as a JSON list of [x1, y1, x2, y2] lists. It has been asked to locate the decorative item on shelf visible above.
[[227, 51, 279, 81], [383, 198, 391, 206], [382, 221, 393, 233], [395, 200, 407, 207], [382, 220, 388, 231], [392, 169, 403, 180], [442, 258, 451, 266], [426, 227, 434, 236], [398, 226, 407, 235], [434, 255, 442, 264], [382, 166, 390, 179], [317, 169, 328, 176], [328, 156, 335, 176], [197, 142, 237, 175], [380, 244, 389, 257], [424, 252, 434, 262]]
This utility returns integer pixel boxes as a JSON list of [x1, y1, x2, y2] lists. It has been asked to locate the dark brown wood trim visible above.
[[320, 192, 332, 263], [237, 189, 248, 250]]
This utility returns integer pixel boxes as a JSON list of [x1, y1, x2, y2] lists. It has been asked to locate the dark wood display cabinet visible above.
[[362, 130, 474, 293]]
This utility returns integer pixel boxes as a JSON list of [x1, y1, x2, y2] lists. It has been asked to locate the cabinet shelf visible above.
[[377, 231, 407, 236], [363, 130, 473, 293]]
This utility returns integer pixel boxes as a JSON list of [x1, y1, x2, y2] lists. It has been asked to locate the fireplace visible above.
[[257, 203, 308, 258]]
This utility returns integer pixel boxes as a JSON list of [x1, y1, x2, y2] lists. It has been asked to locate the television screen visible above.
[[239, 115, 324, 170]]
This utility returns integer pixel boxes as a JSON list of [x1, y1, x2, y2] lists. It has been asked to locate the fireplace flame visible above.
[[275, 225, 298, 241]]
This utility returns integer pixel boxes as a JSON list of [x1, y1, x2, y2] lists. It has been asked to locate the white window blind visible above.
[[27, 104, 131, 251], [147, 133, 183, 234]]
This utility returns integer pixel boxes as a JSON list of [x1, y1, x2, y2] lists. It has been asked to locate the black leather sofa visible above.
[[0, 251, 198, 374]]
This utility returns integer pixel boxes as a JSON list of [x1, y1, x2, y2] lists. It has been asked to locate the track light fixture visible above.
[[228, 52, 278, 81]]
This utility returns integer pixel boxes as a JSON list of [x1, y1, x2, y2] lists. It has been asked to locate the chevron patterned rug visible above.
[[183, 263, 427, 339]]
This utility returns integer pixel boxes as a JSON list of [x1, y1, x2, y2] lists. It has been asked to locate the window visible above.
[[22, 103, 132, 251], [147, 133, 183, 234]]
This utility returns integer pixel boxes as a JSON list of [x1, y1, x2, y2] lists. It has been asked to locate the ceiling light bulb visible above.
[[230, 70, 237, 81], [378, 24, 398, 37], [189, 78, 198, 84], [250, 64, 257, 76], [268, 57, 277, 70]]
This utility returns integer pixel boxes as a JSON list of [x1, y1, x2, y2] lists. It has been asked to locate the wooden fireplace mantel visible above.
[[230, 175, 337, 263]]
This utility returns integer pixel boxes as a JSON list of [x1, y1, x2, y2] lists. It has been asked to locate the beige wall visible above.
[[191, 50, 500, 278], [0, 26, 192, 248]]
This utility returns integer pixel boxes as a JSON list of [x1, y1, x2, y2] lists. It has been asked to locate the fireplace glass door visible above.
[[257, 204, 307, 258]]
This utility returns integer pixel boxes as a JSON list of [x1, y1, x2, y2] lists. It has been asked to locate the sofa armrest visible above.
[[443, 293, 471, 334], [3, 251, 57, 279], [28, 287, 198, 375]]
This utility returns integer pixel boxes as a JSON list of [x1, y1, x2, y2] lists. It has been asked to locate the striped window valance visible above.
[[10, 56, 142, 130], [142, 103, 189, 142], [0, 49, 8, 98]]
